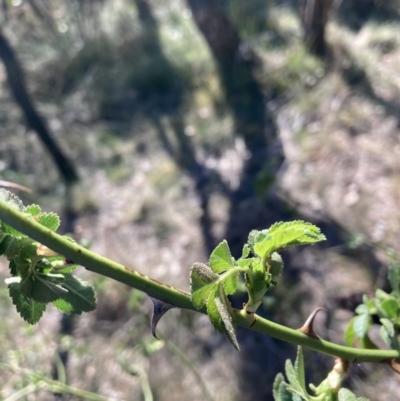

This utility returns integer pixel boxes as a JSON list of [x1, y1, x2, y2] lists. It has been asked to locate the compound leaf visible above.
[[206, 285, 239, 350], [209, 240, 234, 273], [8, 282, 46, 324]]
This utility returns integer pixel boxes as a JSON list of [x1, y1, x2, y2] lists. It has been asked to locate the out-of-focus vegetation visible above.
[[1, 0, 400, 400]]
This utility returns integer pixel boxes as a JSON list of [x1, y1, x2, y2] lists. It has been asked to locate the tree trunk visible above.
[[301, 0, 332, 57], [186, 0, 276, 172], [0, 29, 78, 184]]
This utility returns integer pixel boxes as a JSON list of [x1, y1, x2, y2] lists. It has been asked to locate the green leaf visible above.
[[253, 221, 325, 259], [209, 240, 234, 273], [355, 304, 368, 315], [8, 282, 46, 324], [9, 259, 17, 276], [359, 333, 378, 349], [38, 213, 60, 232], [338, 388, 370, 401], [273, 374, 293, 401], [50, 262, 79, 274], [344, 317, 356, 346], [379, 298, 399, 319], [353, 313, 371, 338], [18, 240, 38, 260], [380, 317, 395, 337], [190, 262, 219, 309], [380, 318, 398, 349], [269, 252, 284, 277], [0, 188, 24, 211], [0, 189, 26, 237], [294, 347, 306, 393], [0, 235, 18, 259], [223, 270, 239, 296], [241, 244, 250, 259], [273, 373, 285, 401], [237, 257, 254, 270], [24, 204, 41, 216], [338, 388, 357, 401], [285, 359, 306, 398], [25, 274, 68, 303], [206, 284, 239, 350], [52, 274, 96, 314]]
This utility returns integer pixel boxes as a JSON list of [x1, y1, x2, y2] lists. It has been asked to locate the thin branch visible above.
[[0, 199, 399, 364]]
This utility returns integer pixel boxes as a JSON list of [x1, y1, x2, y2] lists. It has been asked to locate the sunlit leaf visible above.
[[379, 298, 399, 319], [294, 347, 306, 393], [190, 262, 219, 310], [253, 221, 325, 259], [338, 388, 370, 401], [38, 212, 60, 232], [0, 188, 24, 211], [353, 313, 371, 338], [344, 317, 356, 346], [223, 270, 239, 296], [209, 240, 234, 273], [24, 204, 41, 216], [241, 244, 250, 259]]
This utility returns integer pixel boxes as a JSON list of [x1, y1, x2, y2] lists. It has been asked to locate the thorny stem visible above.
[[0, 199, 399, 365]]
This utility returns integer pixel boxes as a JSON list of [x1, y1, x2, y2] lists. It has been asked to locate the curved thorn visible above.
[[382, 358, 400, 374], [297, 307, 327, 339], [0, 180, 32, 193], [150, 296, 178, 339]]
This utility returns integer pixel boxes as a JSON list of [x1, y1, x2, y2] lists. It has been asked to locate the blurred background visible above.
[[0, 0, 400, 400]]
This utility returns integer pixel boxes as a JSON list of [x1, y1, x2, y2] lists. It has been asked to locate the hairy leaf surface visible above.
[[190, 262, 219, 309], [8, 282, 46, 324], [206, 285, 239, 350], [253, 221, 325, 259], [209, 240, 234, 273]]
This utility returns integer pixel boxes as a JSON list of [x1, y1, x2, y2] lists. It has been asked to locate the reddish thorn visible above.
[[382, 358, 400, 374], [297, 307, 327, 339]]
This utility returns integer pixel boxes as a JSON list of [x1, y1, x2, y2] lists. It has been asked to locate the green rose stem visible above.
[[0, 199, 398, 364]]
